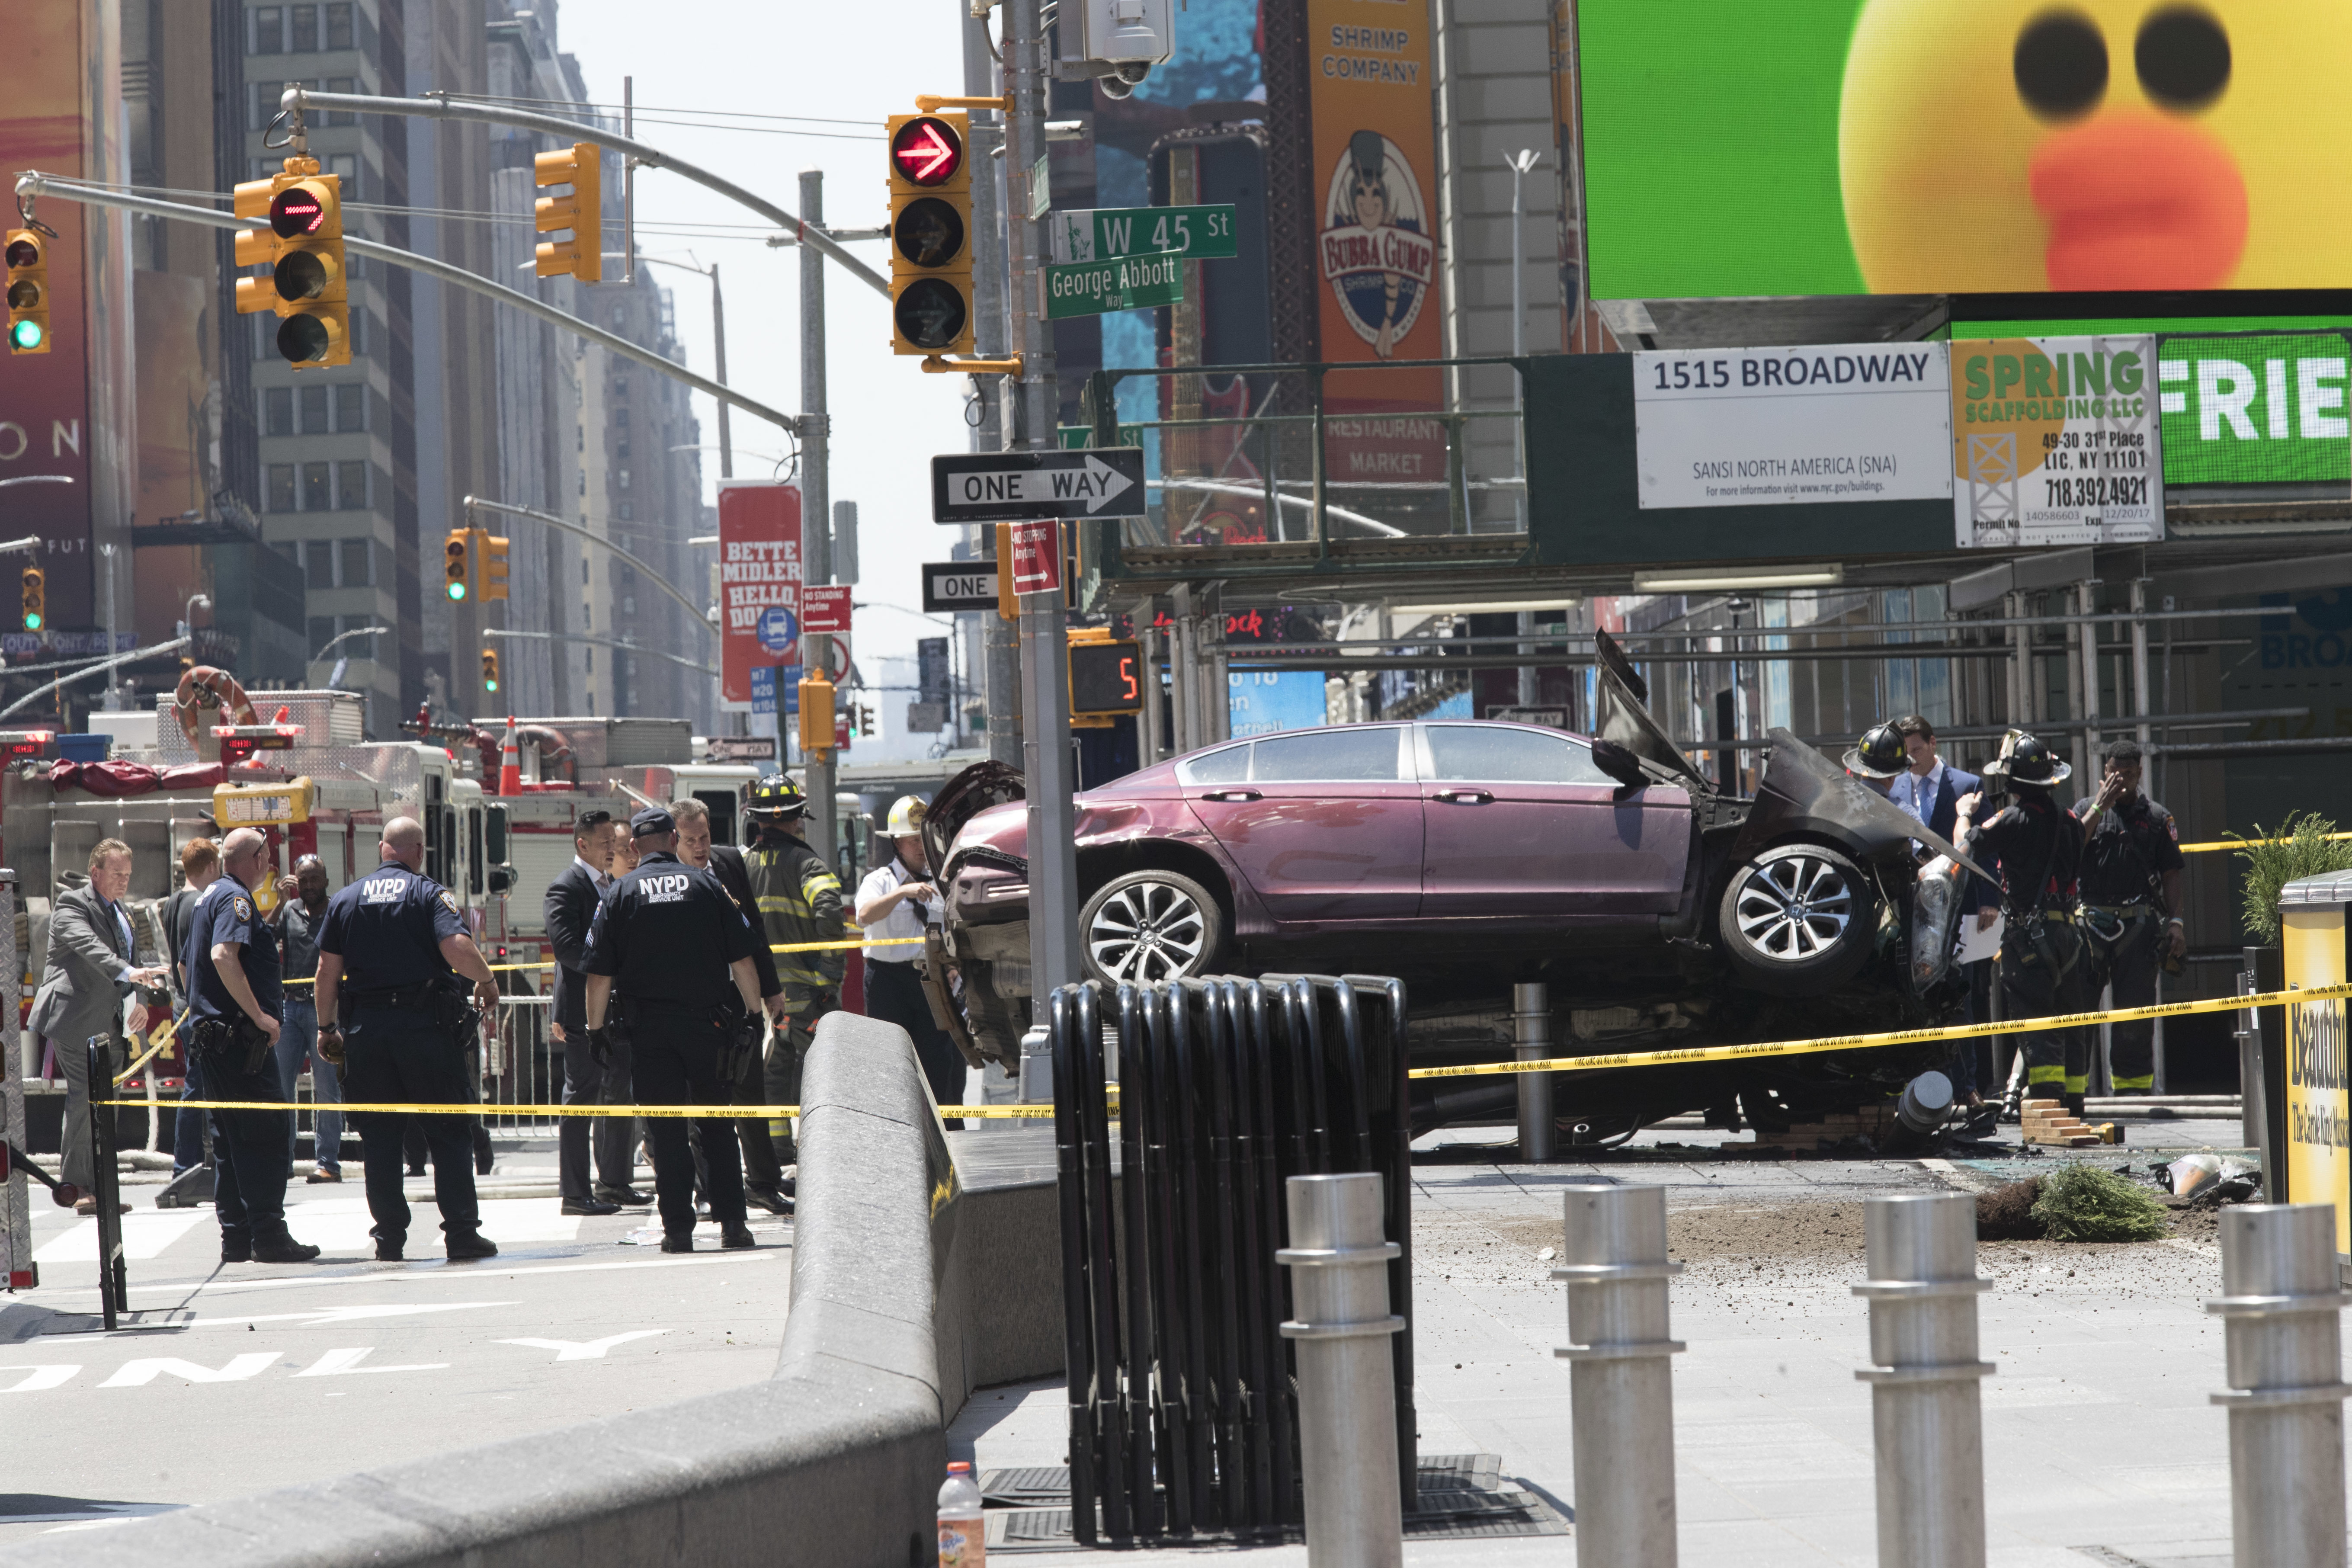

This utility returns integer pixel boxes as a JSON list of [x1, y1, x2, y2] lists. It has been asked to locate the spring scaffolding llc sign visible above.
[[1951, 336, 2164, 548], [1632, 344, 1954, 510]]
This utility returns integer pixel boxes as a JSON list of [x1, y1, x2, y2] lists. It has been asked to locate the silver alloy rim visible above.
[[1088, 879, 1208, 983], [1731, 853, 1855, 964]]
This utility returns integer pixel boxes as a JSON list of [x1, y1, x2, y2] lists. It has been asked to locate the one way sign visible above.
[[931, 448, 1147, 524]]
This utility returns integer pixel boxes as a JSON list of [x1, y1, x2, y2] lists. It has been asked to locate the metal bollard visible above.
[[2206, 1203, 2352, 1568], [1516, 983, 1554, 1163], [1554, 1183, 1683, 1568], [1853, 1193, 1992, 1568], [1279, 1172, 1404, 1567]]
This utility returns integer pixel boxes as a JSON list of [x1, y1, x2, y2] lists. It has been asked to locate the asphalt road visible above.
[[0, 1143, 791, 1545]]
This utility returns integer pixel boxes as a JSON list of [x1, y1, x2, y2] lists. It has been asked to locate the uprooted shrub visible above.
[[2029, 1163, 2171, 1243]]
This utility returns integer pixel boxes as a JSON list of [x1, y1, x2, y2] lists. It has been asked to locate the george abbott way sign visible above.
[[930, 448, 1148, 523]]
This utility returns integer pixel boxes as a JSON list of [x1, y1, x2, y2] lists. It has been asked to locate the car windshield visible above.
[[1426, 725, 1613, 786]]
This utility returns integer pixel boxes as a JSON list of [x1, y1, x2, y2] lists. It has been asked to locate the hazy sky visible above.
[[560, 0, 975, 672]]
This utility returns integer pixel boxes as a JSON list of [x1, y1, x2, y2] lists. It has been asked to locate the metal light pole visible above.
[[1505, 148, 1540, 534], [965, 0, 1021, 770], [1006, 0, 1082, 1013], [798, 167, 836, 854]]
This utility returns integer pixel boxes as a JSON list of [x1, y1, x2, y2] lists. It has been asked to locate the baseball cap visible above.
[[630, 806, 676, 838]]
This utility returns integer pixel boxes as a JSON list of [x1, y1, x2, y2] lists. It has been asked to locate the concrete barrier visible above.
[[0, 1011, 1060, 1568]]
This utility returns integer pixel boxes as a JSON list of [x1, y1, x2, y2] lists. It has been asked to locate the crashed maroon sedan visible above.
[[927, 634, 1982, 1138]]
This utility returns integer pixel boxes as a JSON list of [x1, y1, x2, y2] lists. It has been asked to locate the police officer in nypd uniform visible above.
[[583, 806, 764, 1252], [186, 827, 320, 1264], [312, 816, 503, 1262]]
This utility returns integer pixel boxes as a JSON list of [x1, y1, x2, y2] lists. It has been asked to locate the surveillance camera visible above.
[[1114, 61, 1151, 84], [1099, 75, 1135, 99]]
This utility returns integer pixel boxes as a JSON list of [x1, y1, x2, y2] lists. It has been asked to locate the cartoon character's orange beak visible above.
[[2028, 111, 2247, 290]]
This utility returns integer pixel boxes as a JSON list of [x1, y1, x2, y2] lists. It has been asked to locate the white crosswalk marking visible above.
[[495, 1330, 665, 1361], [293, 1347, 447, 1377], [32, 1214, 205, 1263], [0, 1366, 79, 1393], [99, 1352, 278, 1388]]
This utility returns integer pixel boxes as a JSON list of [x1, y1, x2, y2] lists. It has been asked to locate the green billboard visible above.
[[2158, 334, 2352, 486], [1576, 0, 2352, 300]]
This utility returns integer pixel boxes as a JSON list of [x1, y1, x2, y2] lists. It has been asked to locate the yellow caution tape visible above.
[[1404, 978, 2352, 1081], [2180, 830, 2352, 855], [97, 1098, 1061, 1120], [112, 1012, 190, 1086]]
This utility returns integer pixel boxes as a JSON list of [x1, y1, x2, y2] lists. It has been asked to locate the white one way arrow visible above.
[[496, 1330, 666, 1362], [1075, 454, 1134, 513]]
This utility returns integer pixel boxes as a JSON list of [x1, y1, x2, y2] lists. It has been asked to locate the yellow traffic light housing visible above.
[[444, 529, 473, 603], [481, 648, 500, 694], [797, 671, 836, 759], [534, 143, 603, 283], [19, 568, 44, 632], [231, 176, 284, 317], [885, 111, 973, 357], [232, 160, 347, 367], [481, 533, 510, 601], [5, 229, 50, 355]]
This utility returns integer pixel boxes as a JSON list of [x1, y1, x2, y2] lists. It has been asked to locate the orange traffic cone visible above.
[[498, 715, 522, 795]]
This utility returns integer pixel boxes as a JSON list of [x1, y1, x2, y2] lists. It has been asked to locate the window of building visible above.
[[268, 465, 297, 512], [325, 4, 353, 49], [610, 305, 625, 327], [616, 441, 631, 461], [616, 406, 630, 426], [252, 7, 283, 54], [251, 83, 276, 132], [617, 469, 631, 491], [577, 470, 586, 496], [618, 502, 633, 521], [613, 379, 628, 399], [264, 388, 293, 437], [585, 648, 594, 672], [308, 616, 335, 652], [575, 426, 583, 451], [333, 382, 363, 432], [325, 76, 355, 126], [299, 384, 328, 434], [302, 462, 330, 512], [582, 559, 590, 584], [622, 596, 636, 616], [289, 4, 317, 52], [338, 536, 371, 584], [305, 541, 335, 589], [328, 153, 358, 200], [336, 461, 367, 510]]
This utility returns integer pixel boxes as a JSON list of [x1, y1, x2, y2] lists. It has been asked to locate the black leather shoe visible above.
[[720, 1222, 756, 1251], [375, 1236, 405, 1262], [445, 1231, 500, 1261], [405, 1163, 426, 1177], [743, 1186, 791, 1216], [777, 1170, 797, 1199], [594, 1186, 653, 1206], [252, 1237, 322, 1265], [220, 1238, 252, 1264], [561, 1197, 621, 1217], [659, 1234, 694, 1254]]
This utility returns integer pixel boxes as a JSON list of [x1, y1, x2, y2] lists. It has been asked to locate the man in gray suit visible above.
[[33, 839, 167, 1212]]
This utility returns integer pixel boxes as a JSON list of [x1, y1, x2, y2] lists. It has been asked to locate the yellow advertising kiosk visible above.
[[2278, 872, 2352, 1275]]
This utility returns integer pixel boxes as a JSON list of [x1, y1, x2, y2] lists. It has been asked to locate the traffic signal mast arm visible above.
[[463, 494, 715, 633], [274, 86, 889, 299], [10, 171, 798, 434]]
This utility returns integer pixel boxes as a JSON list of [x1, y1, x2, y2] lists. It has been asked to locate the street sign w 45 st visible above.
[[1048, 204, 1236, 263]]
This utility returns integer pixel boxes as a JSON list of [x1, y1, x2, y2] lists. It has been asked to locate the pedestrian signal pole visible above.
[[795, 167, 835, 851]]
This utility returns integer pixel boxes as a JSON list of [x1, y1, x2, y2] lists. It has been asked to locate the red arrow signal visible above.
[[891, 117, 963, 186]]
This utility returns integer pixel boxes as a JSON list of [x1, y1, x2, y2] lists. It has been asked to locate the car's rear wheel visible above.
[[1717, 843, 1879, 996], [1081, 869, 1225, 985]]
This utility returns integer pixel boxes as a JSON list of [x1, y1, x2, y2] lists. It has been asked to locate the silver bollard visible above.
[[1516, 982, 1555, 1162], [1554, 1183, 1684, 1568], [2206, 1203, 2352, 1568], [1853, 1193, 1993, 1568], [1279, 1173, 1405, 1568]]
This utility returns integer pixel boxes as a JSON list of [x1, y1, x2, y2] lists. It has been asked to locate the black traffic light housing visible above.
[[886, 112, 973, 357]]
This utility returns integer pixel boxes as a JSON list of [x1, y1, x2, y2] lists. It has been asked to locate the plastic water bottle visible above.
[[937, 1460, 984, 1567]]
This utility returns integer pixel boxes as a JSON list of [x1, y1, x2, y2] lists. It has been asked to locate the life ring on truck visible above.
[[172, 666, 258, 746]]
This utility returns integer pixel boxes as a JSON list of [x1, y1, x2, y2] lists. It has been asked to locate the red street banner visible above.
[[718, 481, 801, 708], [802, 584, 853, 635], [1007, 519, 1062, 595]]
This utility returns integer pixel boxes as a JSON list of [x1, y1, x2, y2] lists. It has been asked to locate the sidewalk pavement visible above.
[[956, 1113, 2262, 1565]]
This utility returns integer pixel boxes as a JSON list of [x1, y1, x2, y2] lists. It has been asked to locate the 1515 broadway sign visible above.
[[1632, 344, 1952, 510], [1951, 336, 2163, 548]]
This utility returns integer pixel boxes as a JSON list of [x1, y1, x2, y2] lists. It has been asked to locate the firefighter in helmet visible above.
[[740, 774, 845, 1174]]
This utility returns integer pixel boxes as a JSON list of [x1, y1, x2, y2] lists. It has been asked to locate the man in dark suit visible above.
[[34, 839, 167, 1212], [1891, 716, 2000, 1103], [548, 809, 647, 1214]]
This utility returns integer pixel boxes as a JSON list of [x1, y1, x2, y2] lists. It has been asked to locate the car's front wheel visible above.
[[1717, 843, 1880, 996], [1080, 869, 1225, 985]]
